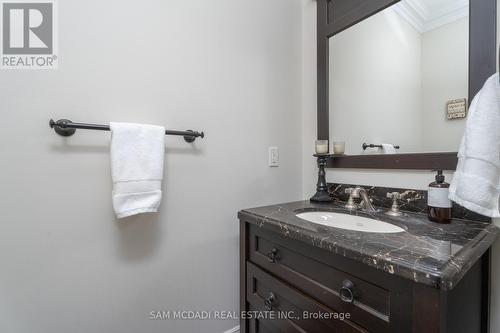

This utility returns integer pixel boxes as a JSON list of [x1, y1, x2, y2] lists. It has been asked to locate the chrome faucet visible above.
[[345, 187, 378, 212], [358, 188, 377, 212]]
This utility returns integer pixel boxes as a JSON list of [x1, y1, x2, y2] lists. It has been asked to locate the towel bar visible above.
[[362, 143, 400, 151], [49, 119, 204, 143]]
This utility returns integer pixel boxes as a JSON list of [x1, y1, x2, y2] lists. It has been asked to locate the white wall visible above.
[[302, 2, 500, 332], [0, 1, 303, 332], [330, 9, 423, 154], [421, 17, 469, 152], [301, 0, 318, 199]]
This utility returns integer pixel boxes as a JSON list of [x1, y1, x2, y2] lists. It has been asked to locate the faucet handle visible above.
[[344, 188, 358, 210], [345, 187, 360, 198], [386, 192, 403, 217], [387, 192, 402, 200]]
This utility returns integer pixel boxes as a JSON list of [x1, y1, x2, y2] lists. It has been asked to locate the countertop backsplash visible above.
[[328, 183, 490, 223]]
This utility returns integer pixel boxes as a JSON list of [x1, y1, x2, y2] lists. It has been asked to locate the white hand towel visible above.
[[110, 122, 165, 219], [362, 147, 380, 154], [449, 73, 500, 218], [381, 144, 396, 154]]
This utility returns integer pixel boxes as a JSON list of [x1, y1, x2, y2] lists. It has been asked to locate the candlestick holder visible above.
[[310, 154, 333, 202]]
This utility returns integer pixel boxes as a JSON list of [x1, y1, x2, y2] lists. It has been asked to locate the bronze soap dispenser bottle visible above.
[[427, 170, 452, 224]]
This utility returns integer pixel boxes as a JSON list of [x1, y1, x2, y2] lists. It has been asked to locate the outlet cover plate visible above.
[[268, 147, 279, 167]]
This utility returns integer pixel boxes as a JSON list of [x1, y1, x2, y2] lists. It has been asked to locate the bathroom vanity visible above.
[[238, 200, 498, 333]]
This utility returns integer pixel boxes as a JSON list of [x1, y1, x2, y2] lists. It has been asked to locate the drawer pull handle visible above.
[[264, 292, 276, 311], [266, 248, 279, 263], [339, 280, 354, 303]]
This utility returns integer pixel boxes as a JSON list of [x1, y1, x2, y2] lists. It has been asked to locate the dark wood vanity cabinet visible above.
[[240, 220, 489, 333]]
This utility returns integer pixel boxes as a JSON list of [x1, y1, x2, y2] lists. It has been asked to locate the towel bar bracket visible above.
[[49, 119, 77, 137], [183, 130, 196, 143]]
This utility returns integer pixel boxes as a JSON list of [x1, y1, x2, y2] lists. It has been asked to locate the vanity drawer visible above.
[[248, 225, 411, 332], [247, 261, 366, 333]]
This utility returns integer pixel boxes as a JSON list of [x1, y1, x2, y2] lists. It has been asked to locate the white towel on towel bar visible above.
[[110, 122, 165, 219], [449, 73, 500, 218], [381, 144, 397, 154]]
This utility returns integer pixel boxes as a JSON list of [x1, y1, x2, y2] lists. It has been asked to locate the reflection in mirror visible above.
[[330, 0, 469, 155]]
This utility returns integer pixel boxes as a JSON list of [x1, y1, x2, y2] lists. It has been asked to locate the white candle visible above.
[[333, 141, 345, 155], [315, 140, 329, 154]]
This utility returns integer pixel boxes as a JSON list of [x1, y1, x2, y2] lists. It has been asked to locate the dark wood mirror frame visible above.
[[317, 0, 497, 170]]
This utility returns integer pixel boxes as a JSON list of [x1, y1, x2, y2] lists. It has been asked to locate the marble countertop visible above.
[[238, 200, 499, 290]]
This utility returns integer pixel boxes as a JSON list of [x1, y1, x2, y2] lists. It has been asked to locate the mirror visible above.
[[329, 0, 469, 155]]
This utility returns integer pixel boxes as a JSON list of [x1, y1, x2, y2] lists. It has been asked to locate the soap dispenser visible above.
[[427, 170, 452, 224]]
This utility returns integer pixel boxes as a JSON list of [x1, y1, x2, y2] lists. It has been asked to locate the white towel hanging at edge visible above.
[[449, 73, 500, 218]]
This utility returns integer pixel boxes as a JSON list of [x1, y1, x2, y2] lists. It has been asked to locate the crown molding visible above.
[[393, 0, 469, 33]]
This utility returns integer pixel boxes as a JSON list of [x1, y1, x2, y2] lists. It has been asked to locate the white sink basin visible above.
[[296, 211, 405, 234]]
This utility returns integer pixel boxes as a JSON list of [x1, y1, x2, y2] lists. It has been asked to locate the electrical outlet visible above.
[[268, 147, 279, 167]]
